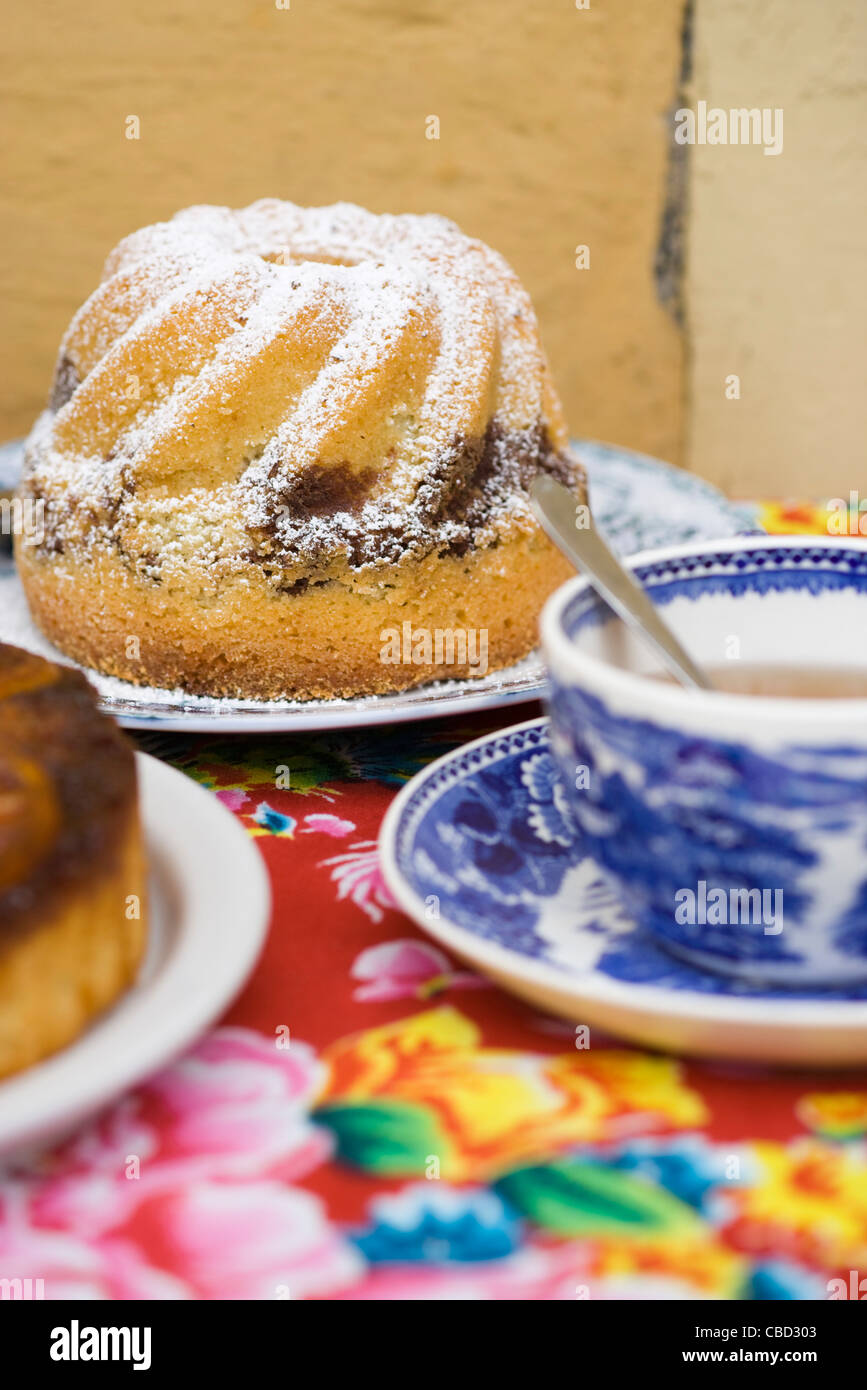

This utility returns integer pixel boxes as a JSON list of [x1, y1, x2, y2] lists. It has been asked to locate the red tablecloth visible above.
[[1, 503, 865, 1301]]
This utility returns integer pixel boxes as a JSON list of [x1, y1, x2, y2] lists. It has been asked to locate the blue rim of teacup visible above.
[[540, 535, 867, 729]]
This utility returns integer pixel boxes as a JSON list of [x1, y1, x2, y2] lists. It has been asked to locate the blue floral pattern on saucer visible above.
[[391, 721, 867, 1002]]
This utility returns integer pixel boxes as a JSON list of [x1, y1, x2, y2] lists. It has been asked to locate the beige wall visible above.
[[2, 0, 685, 463], [6, 3, 865, 497], [688, 0, 867, 496]]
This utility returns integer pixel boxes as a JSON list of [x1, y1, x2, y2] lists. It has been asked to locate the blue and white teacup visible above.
[[540, 537, 867, 987]]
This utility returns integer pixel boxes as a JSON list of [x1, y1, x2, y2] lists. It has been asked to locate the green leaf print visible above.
[[495, 1159, 702, 1238], [315, 1100, 448, 1176]]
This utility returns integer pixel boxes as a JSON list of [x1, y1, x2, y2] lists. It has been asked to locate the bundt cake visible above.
[[16, 200, 585, 699], [0, 643, 146, 1079]]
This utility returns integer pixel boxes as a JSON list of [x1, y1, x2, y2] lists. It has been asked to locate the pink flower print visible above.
[[322, 841, 396, 923], [215, 788, 248, 814], [2, 1179, 361, 1301], [335, 1241, 597, 1301], [140, 1181, 362, 1300], [32, 1029, 331, 1233], [351, 940, 484, 1002], [52, 1097, 158, 1173], [0, 1208, 188, 1299], [28, 1099, 162, 1235], [302, 813, 356, 838], [1, 1030, 356, 1301], [135, 1029, 331, 1179]]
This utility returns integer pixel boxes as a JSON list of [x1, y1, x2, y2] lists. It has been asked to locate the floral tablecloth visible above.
[[1, 501, 866, 1301]]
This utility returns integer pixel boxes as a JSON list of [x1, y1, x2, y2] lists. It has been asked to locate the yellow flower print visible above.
[[318, 1007, 707, 1182], [593, 1231, 746, 1299], [735, 1141, 867, 1269], [797, 1091, 867, 1141]]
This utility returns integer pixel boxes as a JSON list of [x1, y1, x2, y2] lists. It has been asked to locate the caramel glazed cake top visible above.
[[0, 645, 136, 947], [19, 199, 585, 593]]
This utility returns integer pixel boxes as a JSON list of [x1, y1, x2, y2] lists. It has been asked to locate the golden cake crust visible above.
[[18, 200, 586, 699], [17, 523, 574, 700], [0, 645, 146, 1079]]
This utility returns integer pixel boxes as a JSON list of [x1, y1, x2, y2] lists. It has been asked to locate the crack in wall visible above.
[[654, 0, 693, 326]]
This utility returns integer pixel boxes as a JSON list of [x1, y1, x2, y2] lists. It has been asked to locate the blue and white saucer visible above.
[[379, 719, 867, 1067]]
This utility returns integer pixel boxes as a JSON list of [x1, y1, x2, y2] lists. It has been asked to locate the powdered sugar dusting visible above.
[[21, 199, 578, 582]]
